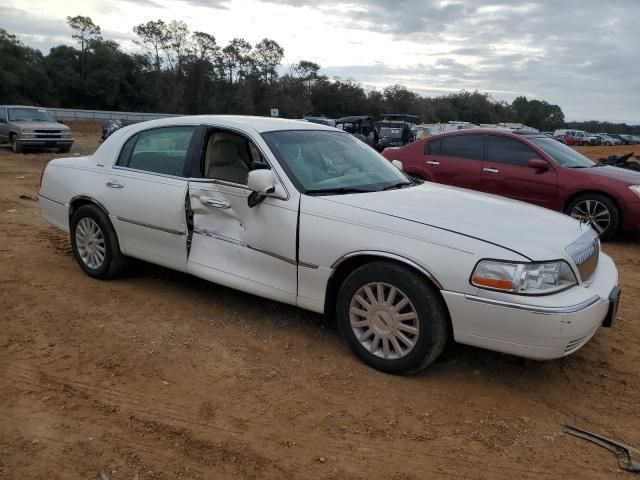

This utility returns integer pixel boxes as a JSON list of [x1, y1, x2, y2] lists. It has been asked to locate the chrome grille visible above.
[[566, 229, 600, 282], [34, 130, 63, 139]]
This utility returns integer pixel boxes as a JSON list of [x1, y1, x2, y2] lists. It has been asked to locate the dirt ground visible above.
[[1, 124, 639, 479]]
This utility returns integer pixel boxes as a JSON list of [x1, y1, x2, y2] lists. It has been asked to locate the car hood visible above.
[[574, 165, 640, 184], [323, 182, 587, 261], [11, 121, 69, 130]]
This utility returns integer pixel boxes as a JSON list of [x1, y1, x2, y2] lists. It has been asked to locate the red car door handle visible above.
[[426, 161, 440, 166], [483, 168, 499, 174]]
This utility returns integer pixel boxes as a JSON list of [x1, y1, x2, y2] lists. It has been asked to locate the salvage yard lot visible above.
[[1, 125, 639, 479]]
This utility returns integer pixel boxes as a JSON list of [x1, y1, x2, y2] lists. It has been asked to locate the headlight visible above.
[[629, 185, 640, 199], [471, 260, 577, 295], [61, 130, 71, 138], [21, 129, 35, 135]]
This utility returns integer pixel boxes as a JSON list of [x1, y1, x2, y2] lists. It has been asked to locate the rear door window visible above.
[[486, 135, 538, 167], [439, 134, 484, 160], [118, 126, 195, 176]]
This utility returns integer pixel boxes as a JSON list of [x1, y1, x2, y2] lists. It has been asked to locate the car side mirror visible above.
[[247, 169, 277, 208], [528, 159, 549, 171], [392, 160, 404, 171]]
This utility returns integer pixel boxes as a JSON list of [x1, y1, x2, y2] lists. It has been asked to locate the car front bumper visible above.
[[442, 253, 619, 360], [18, 138, 74, 148]]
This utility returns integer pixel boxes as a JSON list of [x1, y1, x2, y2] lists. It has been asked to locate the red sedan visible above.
[[382, 130, 640, 239]]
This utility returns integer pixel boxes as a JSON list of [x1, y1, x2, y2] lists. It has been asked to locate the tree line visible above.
[[1, 16, 635, 133]]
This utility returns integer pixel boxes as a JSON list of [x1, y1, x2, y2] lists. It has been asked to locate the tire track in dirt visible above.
[[2, 361, 561, 479]]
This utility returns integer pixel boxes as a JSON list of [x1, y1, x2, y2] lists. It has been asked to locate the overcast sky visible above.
[[2, 0, 639, 122]]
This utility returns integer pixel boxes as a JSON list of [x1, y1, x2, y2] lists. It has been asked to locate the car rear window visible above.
[[439, 134, 483, 160]]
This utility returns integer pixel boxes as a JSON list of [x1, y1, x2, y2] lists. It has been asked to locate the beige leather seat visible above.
[[205, 137, 249, 184]]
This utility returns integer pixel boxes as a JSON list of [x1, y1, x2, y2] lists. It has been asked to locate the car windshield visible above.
[[8, 108, 56, 122], [263, 130, 410, 194], [531, 137, 595, 168]]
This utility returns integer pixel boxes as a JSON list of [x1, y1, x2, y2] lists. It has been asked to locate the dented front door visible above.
[[187, 180, 299, 305]]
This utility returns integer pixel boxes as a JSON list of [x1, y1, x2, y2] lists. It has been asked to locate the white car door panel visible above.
[[187, 181, 298, 305], [105, 169, 189, 270]]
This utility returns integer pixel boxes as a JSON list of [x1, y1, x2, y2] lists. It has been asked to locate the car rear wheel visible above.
[[565, 193, 620, 240], [70, 204, 126, 279], [10, 134, 23, 153], [336, 261, 448, 374]]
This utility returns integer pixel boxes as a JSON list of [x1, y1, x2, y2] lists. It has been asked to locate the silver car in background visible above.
[[0, 105, 74, 153]]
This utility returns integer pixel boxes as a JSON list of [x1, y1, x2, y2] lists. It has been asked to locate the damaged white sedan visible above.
[[39, 116, 620, 374]]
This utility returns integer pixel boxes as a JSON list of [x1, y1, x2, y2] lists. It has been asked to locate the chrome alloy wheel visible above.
[[570, 200, 611, 235], [75, 218, 106, 269], [349, 282, 420, 360]]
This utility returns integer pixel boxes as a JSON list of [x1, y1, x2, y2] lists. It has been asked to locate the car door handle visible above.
[[426, 161, 440, 166], [106, 179, 125, 188], [200, 196, 230, 209], [482, 168, 500, 174]]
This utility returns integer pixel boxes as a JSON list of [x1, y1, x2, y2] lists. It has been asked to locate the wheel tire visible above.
[[336, 261, 448, 374], [606, 141, 612, 146], [70, 204, 126, 279], [564, 193, 621, 240], [10, 134, 23, 153]]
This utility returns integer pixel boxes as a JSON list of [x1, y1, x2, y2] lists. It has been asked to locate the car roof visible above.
[[426, 128, 546, 141], [120, 115, 338, 134]]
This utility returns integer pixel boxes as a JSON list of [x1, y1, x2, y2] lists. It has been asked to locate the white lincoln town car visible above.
[[39, 116, 620, 374]]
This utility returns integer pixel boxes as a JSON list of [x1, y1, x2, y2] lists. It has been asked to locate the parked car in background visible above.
[[382, 129, 640, 239], [554, 130, 598, 146], [375, 120, 414, 150], [609, 134, 634, 145], [101, 119, 123, 141], [334, 116, 378, 148], [39, 116, 620, 373], [412, 124, 438, 140], [595, 133, 622, 146], [0, 105, 73, 153], [304, 116, 335, 127], [620, 134, 639, 145]]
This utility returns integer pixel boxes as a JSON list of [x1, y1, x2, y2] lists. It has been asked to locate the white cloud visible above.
[[4, 0, 639, 122]]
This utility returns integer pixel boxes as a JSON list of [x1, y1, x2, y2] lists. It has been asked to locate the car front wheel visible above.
[[565, 193, 620, 240], [10, 134, 23, 153], [70, 204, 126, 279], [336, 261, 448, 374]]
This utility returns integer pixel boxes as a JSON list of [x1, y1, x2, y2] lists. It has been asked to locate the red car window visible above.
[[486, 135, 538, 167], [439, 135, 483, 160]]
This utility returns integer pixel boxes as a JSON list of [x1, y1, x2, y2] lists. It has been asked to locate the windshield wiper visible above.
[[305, 187, 374, 196], [381, 181, 413, 191]]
